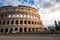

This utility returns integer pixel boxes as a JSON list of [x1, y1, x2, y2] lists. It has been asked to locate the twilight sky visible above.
[[0, 0, 60, 27]]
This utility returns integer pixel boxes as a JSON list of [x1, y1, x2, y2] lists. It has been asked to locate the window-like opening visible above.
[[5, 14, 7, 17], [0, 21, 1, 25], [5, 28, 8, 32], [28, 28, 31, 32], [1, 15, 3, 18], [0, 28, 4, 32], [19, 28, 22, 32], [32, 21, 34, 24], [28, 21, 30, 24], [24, 21, 27, 24], [15, 20, 18, 24], [24, 28, 27, 32], [2, 20, 5, 25], [28, 9, 30, 10], [36, 28, 38, 32], [7, 20, 9, 25], [38, 22, 39, 25], [15, 28, 18, 31], [40, 22, 42, 25], [10, 28, 13, 33], [32, 28, 34, 32], [11, 20, 14, 24], [35, 22, 36, 24], [20, 20, 23, 24]]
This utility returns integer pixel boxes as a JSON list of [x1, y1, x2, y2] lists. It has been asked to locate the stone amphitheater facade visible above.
[[0, 5, 43, 34]]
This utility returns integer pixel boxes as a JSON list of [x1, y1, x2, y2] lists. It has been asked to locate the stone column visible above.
[[18, 28, 19, 33], [22, 27, 24, 33], [7, 28, 10, 33], [10, 20, 11, 25], [27, 27, 28, 32], [18, 20, 20, 25], [3, 28, 5, 34], [31, 28, 32, 32], [13, 28, 15, 33], [14, 20, 15, 25], [34, 28, 36, 32]]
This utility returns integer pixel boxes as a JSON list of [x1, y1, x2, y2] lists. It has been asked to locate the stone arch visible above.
[[24, 20, 27, 24], [15, 20, 18, 24], [15, 28, 18, 31], [5, 28, 8, 33], [2, 20, 5, 25], [20, 20, 23, 24], [10, 28, 13, 33], [1, 15, 4, 18], [0, 20, 1, 25], [7, 20, 9, 25], [0, 28, 4, 33], [19, 28, 22, 32], [11, 20, 14, 24], [24, 27, 27, 32], [28, 28, 31, 32], [5, 14, 7, 17], [28, 21, 30, 24], [32, 21, 34, 24], [32, 28, 34, 32]]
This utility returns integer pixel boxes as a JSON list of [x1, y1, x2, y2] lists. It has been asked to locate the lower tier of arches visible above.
[[0, 27, 42, 34]]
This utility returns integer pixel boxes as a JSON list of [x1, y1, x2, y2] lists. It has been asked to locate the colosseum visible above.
[[0, 5, 43, 34]]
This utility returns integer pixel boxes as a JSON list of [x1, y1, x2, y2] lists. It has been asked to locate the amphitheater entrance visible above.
[[32, 28, 34, 32], [15, 28, 18, 33], [10, 28, 13, 33], [24, 27, 27, 32], [0, 28, 4, 33], [28, 28, 31, 32], [19, 28, 22, 32], [5, 28, 8, 33]]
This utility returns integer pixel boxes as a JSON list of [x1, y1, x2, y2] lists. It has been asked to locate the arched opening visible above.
[[5, 14, 7, 17], [28, 21, 30, 24], [0, 20, 1, 25], [14, 28, 18, 33], [15, 20, 18, 24], [2, 20, 5, 25], [19, 28, 22, 32], [7, 20, 9, 25], [40, 22, 42, 25], [24, 28, 27, 32], [38, 22, 39, 25], [0, 28, 4, 33], [24, 20, 27, 24], [10, 28, 13, 33], [28, 28, 31, 32], [5, 28, 8, 33], [32, 28, 34, 32], [15, 28, 18, 31], [32, 21, 34, 24], [11, 20, 14, 24], [35, 22, 36, 24], [1, 15, 3, 18], [36, 28, 38, 32], [20, 20, 23, 24]]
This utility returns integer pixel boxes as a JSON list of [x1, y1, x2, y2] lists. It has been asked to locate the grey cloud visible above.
[[56, 0, 60, 2], [41, 2, 52, 8]]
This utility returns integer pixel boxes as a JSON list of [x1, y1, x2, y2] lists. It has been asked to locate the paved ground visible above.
[[0, 35, 60, 40]]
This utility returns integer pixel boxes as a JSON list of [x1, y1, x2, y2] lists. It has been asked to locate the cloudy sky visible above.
[[0, 0, 60, 27]]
